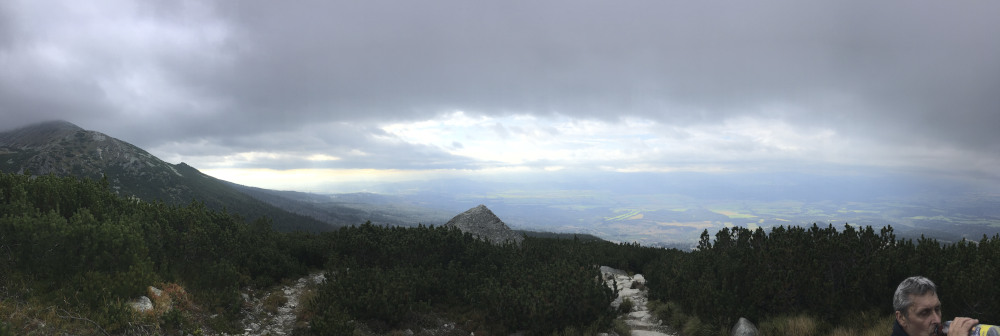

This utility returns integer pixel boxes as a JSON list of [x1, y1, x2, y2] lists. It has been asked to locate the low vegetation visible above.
[[0, 173, 642, 334], [0, 173, 313, 334], [643, 225, 1000, 335], [3, 172, 999, 335]]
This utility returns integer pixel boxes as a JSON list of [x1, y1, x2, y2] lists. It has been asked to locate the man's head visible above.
[[894, 276, 942, 336]]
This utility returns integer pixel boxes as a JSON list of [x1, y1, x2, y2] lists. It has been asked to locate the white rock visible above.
[[602, 266, 678, 336], [129, 296, 153, 312]]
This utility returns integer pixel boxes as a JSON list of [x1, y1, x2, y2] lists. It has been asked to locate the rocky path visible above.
[[601, 266, 677, 336], [223, 272, 326, 336]]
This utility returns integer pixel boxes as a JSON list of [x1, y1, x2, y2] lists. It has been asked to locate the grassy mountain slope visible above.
[[0, 121, 332, 232]]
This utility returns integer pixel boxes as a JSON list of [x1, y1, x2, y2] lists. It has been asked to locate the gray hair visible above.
[[893, 276, 938, 316]]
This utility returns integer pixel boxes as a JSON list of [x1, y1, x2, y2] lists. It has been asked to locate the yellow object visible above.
[[980, 324, 995, 336]]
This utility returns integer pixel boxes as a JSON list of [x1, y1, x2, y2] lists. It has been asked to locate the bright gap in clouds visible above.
[[197, 111, 995, 193], [201, 111, 856, 191], [380, 111, 843, 173], [203, 168, 425, 193]]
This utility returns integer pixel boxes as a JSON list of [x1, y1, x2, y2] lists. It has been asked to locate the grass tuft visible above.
[[755, 311, 893, 336], [263, 291, 289, 315], [758, 314, 819, 336], [612, 318, 630, 336], [619, 297, 634, 314]]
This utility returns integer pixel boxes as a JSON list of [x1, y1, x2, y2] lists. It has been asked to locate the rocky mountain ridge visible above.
[[445, 204, 524, 245], [0, 120, 185, 196], [0, 120, 331, 232]]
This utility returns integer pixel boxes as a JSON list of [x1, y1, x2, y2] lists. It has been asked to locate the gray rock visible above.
[[445, 205, 523, 246], [129, 296, 153, 313], [731, 317, 759, 336], [600, 266, 628, 277]]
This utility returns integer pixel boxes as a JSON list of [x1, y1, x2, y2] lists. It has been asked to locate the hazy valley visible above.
[[281, 172, 1000, 247], [5, 121, 998, 248]]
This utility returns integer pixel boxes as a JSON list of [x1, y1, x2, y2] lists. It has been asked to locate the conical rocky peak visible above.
[[445, 204, 523, 246]]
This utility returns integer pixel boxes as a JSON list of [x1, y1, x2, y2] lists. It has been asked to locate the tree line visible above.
[[643, 224, 1000, 334], [5, 172, 1000, 335], [0, 173, 316, 333], [0, 172, 644, 334], [304, 224, 627, 335]]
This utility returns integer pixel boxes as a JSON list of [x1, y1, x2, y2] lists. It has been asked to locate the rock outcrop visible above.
[[731, 317, 759, 336], [444, 204, 523, 246], [128, 296, 153, 313]]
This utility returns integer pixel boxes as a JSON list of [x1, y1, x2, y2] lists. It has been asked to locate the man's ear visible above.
[[895, 311, 907, 327]]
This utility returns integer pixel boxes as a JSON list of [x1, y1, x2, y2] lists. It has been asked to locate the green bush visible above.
[[0, 173, 312, 332], [612, 318, 630, 336], [303, 223, 615, 334], [619, 297, 634, 314], [161, 308, 193, 334], [644, 224, 1000, 327], [647, 300, 673, 322], [308, 303, 355, 336], [0, 320, 11, 336]]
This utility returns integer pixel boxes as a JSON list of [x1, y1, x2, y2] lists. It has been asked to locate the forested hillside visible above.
[[0, 121, 332, 232], [642, 225, 1000, 335], [0, 172, 316, 334], [3, 172, 1000, 335], [0, 172, 645, 335]]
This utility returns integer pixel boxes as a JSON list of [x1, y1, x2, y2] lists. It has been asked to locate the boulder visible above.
[[445, 205, 523, 246], [128, 296, 153, 313], [731, 317, 759, 336], [148, 286, 172, 312]]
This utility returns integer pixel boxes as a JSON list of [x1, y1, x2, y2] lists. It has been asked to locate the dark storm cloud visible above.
[[207, 0, 1000, 151], [1, 0, 999, 171]]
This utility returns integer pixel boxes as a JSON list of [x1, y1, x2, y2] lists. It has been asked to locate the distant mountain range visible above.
[[0, 120, 607, 240], [6, 121, 995, 245], [0, 121, 348, 231]]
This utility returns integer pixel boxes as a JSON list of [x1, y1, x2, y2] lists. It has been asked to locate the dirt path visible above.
[[601, 266, 677, 336]]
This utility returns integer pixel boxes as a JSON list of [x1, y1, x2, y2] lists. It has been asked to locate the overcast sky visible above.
[[2, 0, 999, 191]]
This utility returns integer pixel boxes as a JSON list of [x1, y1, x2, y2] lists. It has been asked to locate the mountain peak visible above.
[[0, 120, 176, 191], [0, 120, 84, 146], [0, 122, 333, 232], [445, 204, 523, 246], [27, 120, 83, 131]]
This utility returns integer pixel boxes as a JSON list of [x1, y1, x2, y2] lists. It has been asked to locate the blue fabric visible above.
[[892, 320, 909, 336]]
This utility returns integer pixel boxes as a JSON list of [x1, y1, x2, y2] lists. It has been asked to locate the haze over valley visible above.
[[317, 171, 1000, 246]]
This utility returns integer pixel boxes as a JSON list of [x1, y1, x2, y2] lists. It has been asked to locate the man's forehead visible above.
[[909, 292, 941, 310]]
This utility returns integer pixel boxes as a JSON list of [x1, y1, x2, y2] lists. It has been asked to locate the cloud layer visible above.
[[2, 1, 999, 188]]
